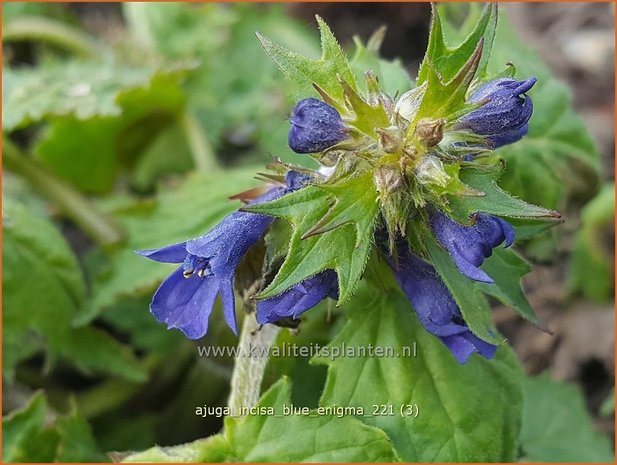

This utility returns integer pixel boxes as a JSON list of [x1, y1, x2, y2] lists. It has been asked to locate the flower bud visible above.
[[458, 77, 536, 142], [415, 156, 451, 187], [288, 98, 348, 154], [394, 83, 426, 122], [374, 164, 404, 195], [415, 118, 446, 147], [376, 125, 403, 153]]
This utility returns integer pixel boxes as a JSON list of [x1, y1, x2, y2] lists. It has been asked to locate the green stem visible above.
[[3, 137, 124, 247], [180, 112, 220, 173], [227, 313, 280, 415], [3, 16, 100, 59]]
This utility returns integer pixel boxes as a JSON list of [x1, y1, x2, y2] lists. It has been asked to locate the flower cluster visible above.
[[139, 18, 546, 364]]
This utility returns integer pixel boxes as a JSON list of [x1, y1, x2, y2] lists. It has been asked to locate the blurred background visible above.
[[2, 2, 614, 462]]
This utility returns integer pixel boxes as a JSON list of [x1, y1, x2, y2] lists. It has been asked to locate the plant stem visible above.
[[227, 313, 280, 415], [3, 137, 125, 247], [180, 112, 220, 173], [3, 16, 100, 59]]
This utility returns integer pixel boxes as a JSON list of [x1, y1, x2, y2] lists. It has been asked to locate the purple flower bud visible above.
[[288, 98, 348, 154], [137, 172, 308, 339], [256, 270, 338, 324], [488, 123, 528, 148], [459, 78, 536, 145], [386, 242, 497, 364], [429, 210, 515, 284]]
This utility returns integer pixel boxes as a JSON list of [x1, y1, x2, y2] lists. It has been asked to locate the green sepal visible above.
[[447, 161, 562, 224], [411, 39, 483, 127], [256, 15, 357, 105], [417, 3, 498, 85], [245, 171, 379, 304], [479, 248, 549, 332]]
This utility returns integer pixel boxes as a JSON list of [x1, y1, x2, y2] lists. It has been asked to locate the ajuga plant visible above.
[[140, 4, 558, 360], [137, 4, 566, 462]]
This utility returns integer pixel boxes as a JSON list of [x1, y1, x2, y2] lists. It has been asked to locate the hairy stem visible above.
[[227, 313, 280, 415], [3, 138, 125, 247], [3, 16, 100, 58]]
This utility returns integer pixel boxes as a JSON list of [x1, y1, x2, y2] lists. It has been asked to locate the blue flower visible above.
[[256, 270, 338, 324], [138, 172, 310, 339], [459, 77, 536, 148], [385, 242, 497, 364], [429, 210, 515, 283], [288, 98, 348, 154]]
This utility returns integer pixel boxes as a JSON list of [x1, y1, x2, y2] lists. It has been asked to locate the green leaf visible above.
[[32, 70, 187, 194], [520, 374, 614, 462], [84, 169, 262, 323], [349, 27, 413, 98], [248, 171, 379, 304], [3, 201, 146, 381], [121, 435, 231, 463], [448, 162, 561, 223], [424, 235, 501, 344], [417, 3, 497, 85], [256, 16, 357, 104], [3, 61, 189, 131], [224, 378, 398, 462], [567, 183, 615, 302], [3, 393, 105, 463], [315, 283, 522, 461], [479, 248, 547, 331], [34, 117, 121, 194], [487, 9, 600, 210], [122, 379, 398, 462]]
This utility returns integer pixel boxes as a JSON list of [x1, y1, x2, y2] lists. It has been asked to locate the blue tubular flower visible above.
[[256, 270, 338, 324], [138, 172, 310, 339], [386, 243, 497, 363], [459, 77, 536, 148], [429, 210, 515, 283], [288, 98, 349, 154]]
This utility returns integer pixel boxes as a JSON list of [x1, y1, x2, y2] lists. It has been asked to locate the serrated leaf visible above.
[[256, 16, 357, 104], [84, 169, 262, 323], [520, 374, 614, 462], [3, 201, 146, 381], [412, 38, 484, 126], [479, 248, 547, 331], [447, 162, 561, 223], [424, 234, 501, 345], [315, 283, 522, 461], [567, 183, 615, 302], [3, 393, 104, 463], [417, 3, 497, 85], [248, 172, 379, 304]]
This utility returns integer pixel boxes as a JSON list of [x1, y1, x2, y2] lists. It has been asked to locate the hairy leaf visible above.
[[248, 171, 379, 304], [447, 162, 561, 223], [256, 15, 357, 104]]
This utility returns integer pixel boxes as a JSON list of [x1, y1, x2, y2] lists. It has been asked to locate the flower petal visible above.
[[150, 267, 221, 339], [385, 243, 498, 363], [256, 270, 338, 324], [136, 242, 187, 263]]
